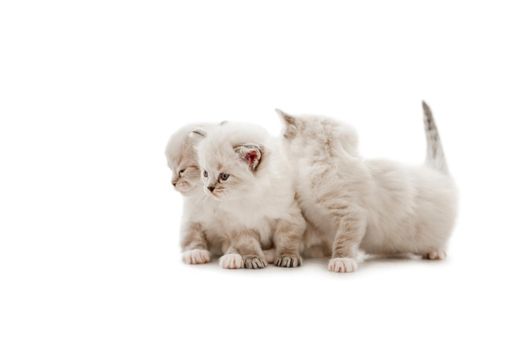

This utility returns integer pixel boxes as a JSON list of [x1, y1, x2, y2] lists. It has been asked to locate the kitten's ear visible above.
[[234, 143, 263, 171], [276, 109, 296, 125], [189, 128, 207, 140], [275, 109, 298, 138]]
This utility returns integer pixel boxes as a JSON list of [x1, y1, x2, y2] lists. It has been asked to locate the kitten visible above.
[[193, 122, 306, 269], [278, 102, 458, 273], [165, 124, 214, 265]]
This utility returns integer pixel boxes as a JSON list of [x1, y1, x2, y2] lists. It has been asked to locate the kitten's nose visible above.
[[207, 186, 215, 192], [172, 180, 177, 187]]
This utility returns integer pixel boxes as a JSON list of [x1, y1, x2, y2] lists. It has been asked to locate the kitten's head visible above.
[[195, 122, 269, 201], [165, 124, 208, 195], [277, 109, 359, 159]]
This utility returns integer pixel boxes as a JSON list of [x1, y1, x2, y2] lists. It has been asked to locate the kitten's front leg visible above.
[[328, 209, 367, 273], [273, 216, 305, 268], [220, 230, 267, 270], [181, 222, 211, 265]]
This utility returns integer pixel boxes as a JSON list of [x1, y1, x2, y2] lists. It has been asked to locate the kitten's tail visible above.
[[422, 101, 449, 174]]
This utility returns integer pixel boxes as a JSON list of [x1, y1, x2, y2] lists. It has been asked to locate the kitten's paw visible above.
[[219, 253, 244, 269], [328, 257, 357, 273], [182, 249, 210, 264], [243, 255, 267, 269], [275, 254, 303, 268], [422, 250, 447, 260]]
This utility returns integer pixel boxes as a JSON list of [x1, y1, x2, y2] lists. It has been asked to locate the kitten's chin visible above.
[[203, 189, 226, 201], [175, 183, 198, 196], [175, 188, 191, 195], [206, 192, 224, 201]]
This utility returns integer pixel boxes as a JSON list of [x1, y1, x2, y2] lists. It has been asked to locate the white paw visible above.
[[422, 250, 447, 260], [182, 249, 211, 264], [328, 257, 357, 273], [219, 253, 244, 269]]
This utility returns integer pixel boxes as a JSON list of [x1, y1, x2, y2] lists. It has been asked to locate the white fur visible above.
[[192, 122, 305, 261], [280, 111, 458, 272], [219, 253, 244, 269], [328, 258, 357, 273], [182, 249, 211, 265]]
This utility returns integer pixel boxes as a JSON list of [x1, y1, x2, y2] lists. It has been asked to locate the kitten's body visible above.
[[195, 122, 306, 269], [279, 103, 458, 272], [166, 123, 291, 268]]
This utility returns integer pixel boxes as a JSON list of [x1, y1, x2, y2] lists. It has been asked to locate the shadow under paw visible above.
[[243, 255, 267, 269], [275, 254, 302, 268]]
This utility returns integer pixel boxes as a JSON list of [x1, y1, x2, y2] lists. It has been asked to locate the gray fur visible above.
[[423, 101, 448, 174]]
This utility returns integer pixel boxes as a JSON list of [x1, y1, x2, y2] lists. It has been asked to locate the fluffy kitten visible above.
[[165, 124, 214, 265], [193, 122, 306, 269], [278, 102, 458, 273]]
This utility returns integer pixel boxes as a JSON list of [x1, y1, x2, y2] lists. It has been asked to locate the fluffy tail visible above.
[[422, 101, 449, 174]]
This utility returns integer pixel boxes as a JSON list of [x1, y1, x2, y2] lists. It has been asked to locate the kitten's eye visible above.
[[203, 170, 208, 178], [179, 168, 186, 175], [219, 173, 230, 182]]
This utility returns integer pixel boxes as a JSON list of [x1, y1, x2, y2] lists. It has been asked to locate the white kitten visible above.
[[165, 124, 214, 265], [193, 122, 306, 269], [278, 102, 458, 273]]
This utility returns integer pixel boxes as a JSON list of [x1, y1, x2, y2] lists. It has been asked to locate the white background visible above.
[[1, 1, 528, 349]]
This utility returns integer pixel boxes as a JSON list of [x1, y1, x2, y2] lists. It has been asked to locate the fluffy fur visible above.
[[278, 102, 458, 273], [193, 122, 306, 269]]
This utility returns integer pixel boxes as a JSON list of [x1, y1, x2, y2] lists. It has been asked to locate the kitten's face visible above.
[[169, 160, 201, 194], [166, 128, 203, 195], [199, 144, 263, 201], [167, 146, 201, 195]]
